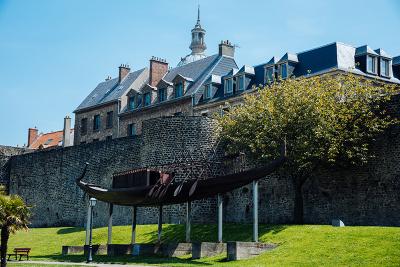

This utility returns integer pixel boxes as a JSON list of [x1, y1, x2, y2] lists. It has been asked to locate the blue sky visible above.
[[0, 0, 399, 146]]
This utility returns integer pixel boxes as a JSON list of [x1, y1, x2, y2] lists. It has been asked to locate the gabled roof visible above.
[[355, 45, 378, 56], [141, 83, 157, 92], [223, 68, 239, 78], [393, 56, 400, 66], [172, 74, 194, 83], [265, 57, 277, 66], [75, 68, 148, 112], [205, 74, 221, 84], [29, 129, 74, 149], [278, 53, 298, 63], [374, 48, 392, 59], [237, 65, 255, 75], [158, 79, 173, 88]]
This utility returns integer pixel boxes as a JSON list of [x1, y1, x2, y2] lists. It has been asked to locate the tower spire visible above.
[[197, 5, 200, 25]]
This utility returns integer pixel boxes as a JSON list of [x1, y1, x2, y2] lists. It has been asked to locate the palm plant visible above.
[[0, 189, 31, 267]]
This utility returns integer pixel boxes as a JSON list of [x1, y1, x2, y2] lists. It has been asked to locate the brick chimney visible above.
[[149, 57, 168, 87], [219, 40, 235, 58], [28, 127, 38, 147], [118, 64, 130, 83]]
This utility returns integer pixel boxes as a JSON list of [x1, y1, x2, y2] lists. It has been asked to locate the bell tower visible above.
[[189, 5, 207, 56]]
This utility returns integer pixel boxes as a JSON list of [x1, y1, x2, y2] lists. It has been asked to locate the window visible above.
[[281, 64, 288, 79], [224, 79, 233, 94], [265, 67, 274, 83], [175, 83, 183, 98], [44, 139, 53, 145], [143, 92, 151, 106], [106, 111, 113, 129], [381, 59, 390, 77], [128, 96, 136, 110], [159, 88, 167, 102], [127, 123, 136, 136], [93, 115, 101, 131], [81, 118, 88, 135], [106, 136, 112, 141], [238, 75, 245, 91], [367, 56, 376, 73], [204, 84, 212, 99]]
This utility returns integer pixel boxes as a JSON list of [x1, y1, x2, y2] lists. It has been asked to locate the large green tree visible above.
[[218, 73, 398, 223], [0, 186, 31, 267]]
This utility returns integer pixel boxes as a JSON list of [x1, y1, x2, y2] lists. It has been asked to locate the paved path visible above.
[[10, 261, 154, 267]]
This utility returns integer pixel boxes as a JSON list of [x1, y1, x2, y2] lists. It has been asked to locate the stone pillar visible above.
[[85, 204, 92, 245], [186, 201, 191, 242], [107, 203, 113, 245], [252, 180, 259, 242], [217, 194, 223, 242], [131, 206, 137, 244], [158, 206, 163, 243]]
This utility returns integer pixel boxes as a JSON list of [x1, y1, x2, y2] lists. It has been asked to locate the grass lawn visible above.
[[4, 224, 400, 266]]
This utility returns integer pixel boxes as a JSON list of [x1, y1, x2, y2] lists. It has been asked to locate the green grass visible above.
[[5, 224, 400, 266]]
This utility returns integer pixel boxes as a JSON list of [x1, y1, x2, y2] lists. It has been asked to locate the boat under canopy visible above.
[[76, 151, 286, 207]]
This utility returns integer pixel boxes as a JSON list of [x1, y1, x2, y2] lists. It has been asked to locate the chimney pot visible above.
[[149, 56, 169, 87], [118, 64, 130, 83], [219, 40, 235, 58]]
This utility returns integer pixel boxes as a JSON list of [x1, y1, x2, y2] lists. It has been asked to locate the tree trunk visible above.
[[292, 175, 308, 224], [1, 226, 10, 267]]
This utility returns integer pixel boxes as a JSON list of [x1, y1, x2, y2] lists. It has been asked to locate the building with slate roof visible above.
[[73, 7, 400, 145]]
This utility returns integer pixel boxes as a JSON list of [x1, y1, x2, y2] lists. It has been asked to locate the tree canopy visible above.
[[218, 73, 398, 174], [217, 73, 398, 223]]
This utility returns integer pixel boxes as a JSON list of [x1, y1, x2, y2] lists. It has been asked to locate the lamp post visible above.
[[87, 197, 97, 263]]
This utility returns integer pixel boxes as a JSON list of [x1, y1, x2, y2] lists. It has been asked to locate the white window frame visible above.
[[204, 84, 212, 99], [367, 55, 377, 74], [237, 75, 245, 91], [224, 78, 233, 94], [380, 58, 390, 77], [265, 66, 274, 83]]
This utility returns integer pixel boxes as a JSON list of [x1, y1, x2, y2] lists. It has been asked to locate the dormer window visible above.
[[175, 83, 183, 98], [204, 84, 212, 99], [224, 79, 233, 94], [265, 67, 274, 83], [143, 92, 151, 106], [237, 75, 245, 91], [281, 64, 288, 79], [367, 55, 377, 74], [159, 88, 167, 102], [380, 59, 390, 77], [128, 96, 136, 110]]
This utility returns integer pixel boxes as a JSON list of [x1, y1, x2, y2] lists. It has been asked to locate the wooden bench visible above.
[[8, 248, 31, 261]]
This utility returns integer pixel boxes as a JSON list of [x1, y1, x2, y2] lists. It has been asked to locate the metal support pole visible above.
[[107, 203, 113, 245], [252, 180, 259, 242], [87, 204, 94, 262], [158, 205, 163, 243], [217, 194, 223, 243], [85, 205, 92, 245], [186, 201, 191, 242], [131, 206, 137, 244]]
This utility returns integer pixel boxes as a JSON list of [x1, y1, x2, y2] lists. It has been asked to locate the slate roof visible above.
[[278, 52, 299, 63], [393, 56, 400, 66], [374, 48, 392, 58], [355, 45, 378, 56], [75, 68, 148, 112], [163, 54, 238, 96]]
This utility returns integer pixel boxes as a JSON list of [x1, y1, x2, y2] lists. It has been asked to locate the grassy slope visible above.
[[6, 224, 400, 266]]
